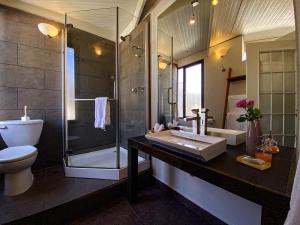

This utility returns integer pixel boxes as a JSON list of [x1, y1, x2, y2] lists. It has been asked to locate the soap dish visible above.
[[236, 155, 271, 171]]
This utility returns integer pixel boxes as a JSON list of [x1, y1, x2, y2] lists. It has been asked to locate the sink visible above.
[[179, 126, 246, 146], [207, 127, 246, 146], [145, 130, 226, 161]]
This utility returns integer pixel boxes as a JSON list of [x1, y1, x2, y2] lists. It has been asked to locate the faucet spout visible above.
[[183, 108, 209, 135], [183, 108, 200, 134], [200, 108, 209, 135]]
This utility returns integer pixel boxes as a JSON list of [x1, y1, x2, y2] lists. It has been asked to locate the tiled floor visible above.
[[68, 181, 227, 225], [0, 166, 117, 224]]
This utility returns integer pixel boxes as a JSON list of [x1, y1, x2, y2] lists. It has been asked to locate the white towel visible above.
[[94, 97, 110, 129], [285, 160, 300, 225], [226, 112, 247, 131]]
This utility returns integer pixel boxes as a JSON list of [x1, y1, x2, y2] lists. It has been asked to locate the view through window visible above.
[[178, 61, 203, 118]]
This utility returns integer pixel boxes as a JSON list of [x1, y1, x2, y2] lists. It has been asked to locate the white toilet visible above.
[[0, 119, 43, 196]]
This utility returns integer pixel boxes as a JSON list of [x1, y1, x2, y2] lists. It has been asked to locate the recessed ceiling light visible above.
[[191, 0, 199, 7], [189, 16, 196, 25], [212, 0, 218, 6]]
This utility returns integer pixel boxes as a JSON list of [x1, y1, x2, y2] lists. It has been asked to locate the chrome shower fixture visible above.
[[131, 45, 144, 57], [120, 35, 132, 42]]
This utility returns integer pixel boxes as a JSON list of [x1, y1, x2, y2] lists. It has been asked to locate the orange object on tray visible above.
[[255, 151, 272, 162]]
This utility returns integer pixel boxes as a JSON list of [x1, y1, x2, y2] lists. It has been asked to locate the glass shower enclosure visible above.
[[63, 7, 150, 179]]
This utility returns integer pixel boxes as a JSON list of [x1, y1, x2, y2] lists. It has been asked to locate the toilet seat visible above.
[[0, 146, 37, 163]]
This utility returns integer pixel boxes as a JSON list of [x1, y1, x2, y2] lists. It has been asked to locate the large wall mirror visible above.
[[157, 0, 297, 147]]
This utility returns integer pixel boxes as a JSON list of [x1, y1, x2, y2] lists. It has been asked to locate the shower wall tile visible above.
[[0, 109, 22, 120], [18, 45, 61, 71], [45, 110, 62, 128], [44, 35, 62, 53], [45, 70, 62, 91], [18, 88, 45, 109], [0, 87, 18, 109], [119, 22, 147, 148], [0, 5, 63, 169], [0, 64, 44, 89], [0, 40, 17, 64], [44, 90, 62, 109], [0, 20, 44, 48]]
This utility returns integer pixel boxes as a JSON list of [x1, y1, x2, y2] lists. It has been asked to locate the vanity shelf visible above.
[[128, 136, 296, 225]]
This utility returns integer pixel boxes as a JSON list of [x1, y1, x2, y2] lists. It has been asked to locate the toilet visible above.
[[0, 119, 43, 196]]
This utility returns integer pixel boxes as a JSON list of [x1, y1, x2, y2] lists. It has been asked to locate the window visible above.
[[66, 47, 76, 120], [259, 50, 297, 147], [177, 61, 204, 118]]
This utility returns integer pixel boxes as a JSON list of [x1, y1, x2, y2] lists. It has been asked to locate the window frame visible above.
[[177, 60, 204, 118]]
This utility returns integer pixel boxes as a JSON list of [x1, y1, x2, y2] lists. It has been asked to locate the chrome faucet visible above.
[[184, 108, 209, 135]]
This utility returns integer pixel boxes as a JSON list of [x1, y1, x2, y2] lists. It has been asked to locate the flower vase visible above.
[[254, 119, 262, 145], [246, 120, 259, 157]]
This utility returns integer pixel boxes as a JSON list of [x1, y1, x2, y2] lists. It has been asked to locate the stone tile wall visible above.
[[119, 22, 147, 149], [0, 5, 63, 169]]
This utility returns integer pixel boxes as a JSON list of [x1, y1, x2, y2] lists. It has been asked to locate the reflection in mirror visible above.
[[157, 0, 296, 147]]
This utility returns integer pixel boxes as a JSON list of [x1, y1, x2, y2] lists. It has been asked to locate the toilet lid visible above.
[[0, 146, 37, 163]]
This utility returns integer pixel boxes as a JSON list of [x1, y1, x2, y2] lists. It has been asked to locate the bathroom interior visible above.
[[0, 0, 299, 225]]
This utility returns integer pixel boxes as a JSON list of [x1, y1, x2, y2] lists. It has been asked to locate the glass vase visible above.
[[246, 120, 259, 157]]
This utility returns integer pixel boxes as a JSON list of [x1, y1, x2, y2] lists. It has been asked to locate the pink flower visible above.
[[236, 99, 247, 108], [246, 100, 255, 107]]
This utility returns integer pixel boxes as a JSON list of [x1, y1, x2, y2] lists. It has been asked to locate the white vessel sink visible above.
[[207, 127, 246, 146], [179, 126, 246, 146], [145, 130, 226, 161]]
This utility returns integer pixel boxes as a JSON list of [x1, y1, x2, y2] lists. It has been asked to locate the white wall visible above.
[[177, 36, 246, 128], [152, 159, 262, 225]]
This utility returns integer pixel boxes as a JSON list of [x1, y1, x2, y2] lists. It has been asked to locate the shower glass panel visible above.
[[119, 10, 149, 149], [157, 30, 175, 126], [64, 8, 119, 169], [64, 7, 149, 172]]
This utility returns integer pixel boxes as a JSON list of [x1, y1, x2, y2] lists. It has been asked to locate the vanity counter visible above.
[[127, 136, 296, 225]]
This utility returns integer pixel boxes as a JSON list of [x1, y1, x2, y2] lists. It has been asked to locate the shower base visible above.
[[64, 147, 150, 180]]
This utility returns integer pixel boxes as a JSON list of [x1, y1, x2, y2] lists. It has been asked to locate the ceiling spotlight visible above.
[[189, 16, 196, 25], [212, 0, 218, 6], [189, 0, 197, 25], [191, 0, 199, 7]]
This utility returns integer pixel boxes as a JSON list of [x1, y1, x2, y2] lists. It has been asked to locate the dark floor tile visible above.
[[0, 166, 118, 224], [68, 198, 143, 225], [68, 181, 227, 225]]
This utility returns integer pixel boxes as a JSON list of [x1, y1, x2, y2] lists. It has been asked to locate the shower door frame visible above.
[[62, 7, 151, 180]]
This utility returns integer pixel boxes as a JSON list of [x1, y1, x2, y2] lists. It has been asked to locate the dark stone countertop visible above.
[[128, 136, 296, 212]]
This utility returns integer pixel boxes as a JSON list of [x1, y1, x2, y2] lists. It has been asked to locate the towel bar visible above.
[[74, 98, 116, 101]]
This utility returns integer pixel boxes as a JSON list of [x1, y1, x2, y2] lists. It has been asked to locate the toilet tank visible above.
[[0, 120, 44, 147]]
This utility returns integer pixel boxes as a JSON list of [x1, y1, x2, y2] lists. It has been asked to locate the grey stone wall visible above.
[[67, 28, 116, 153], [0, 5, 63, 169], [119, 22, 147, 149]]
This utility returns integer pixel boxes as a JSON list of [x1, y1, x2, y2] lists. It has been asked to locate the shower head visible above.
[[120, 35, 131, 42], [65, 23, 74, 29]]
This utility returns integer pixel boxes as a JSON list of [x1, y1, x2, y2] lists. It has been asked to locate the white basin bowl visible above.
[[207, 127, 246, 146], [179, 126, 246, 146], [145, 130, 226, 161]]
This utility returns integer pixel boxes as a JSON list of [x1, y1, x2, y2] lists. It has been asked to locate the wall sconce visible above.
[[94, 46, 102, 56], [159, 61, 168, 70], [38, 23, 59, 38], [158, 55, 170, 70], [215, 48, 229, 58]]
